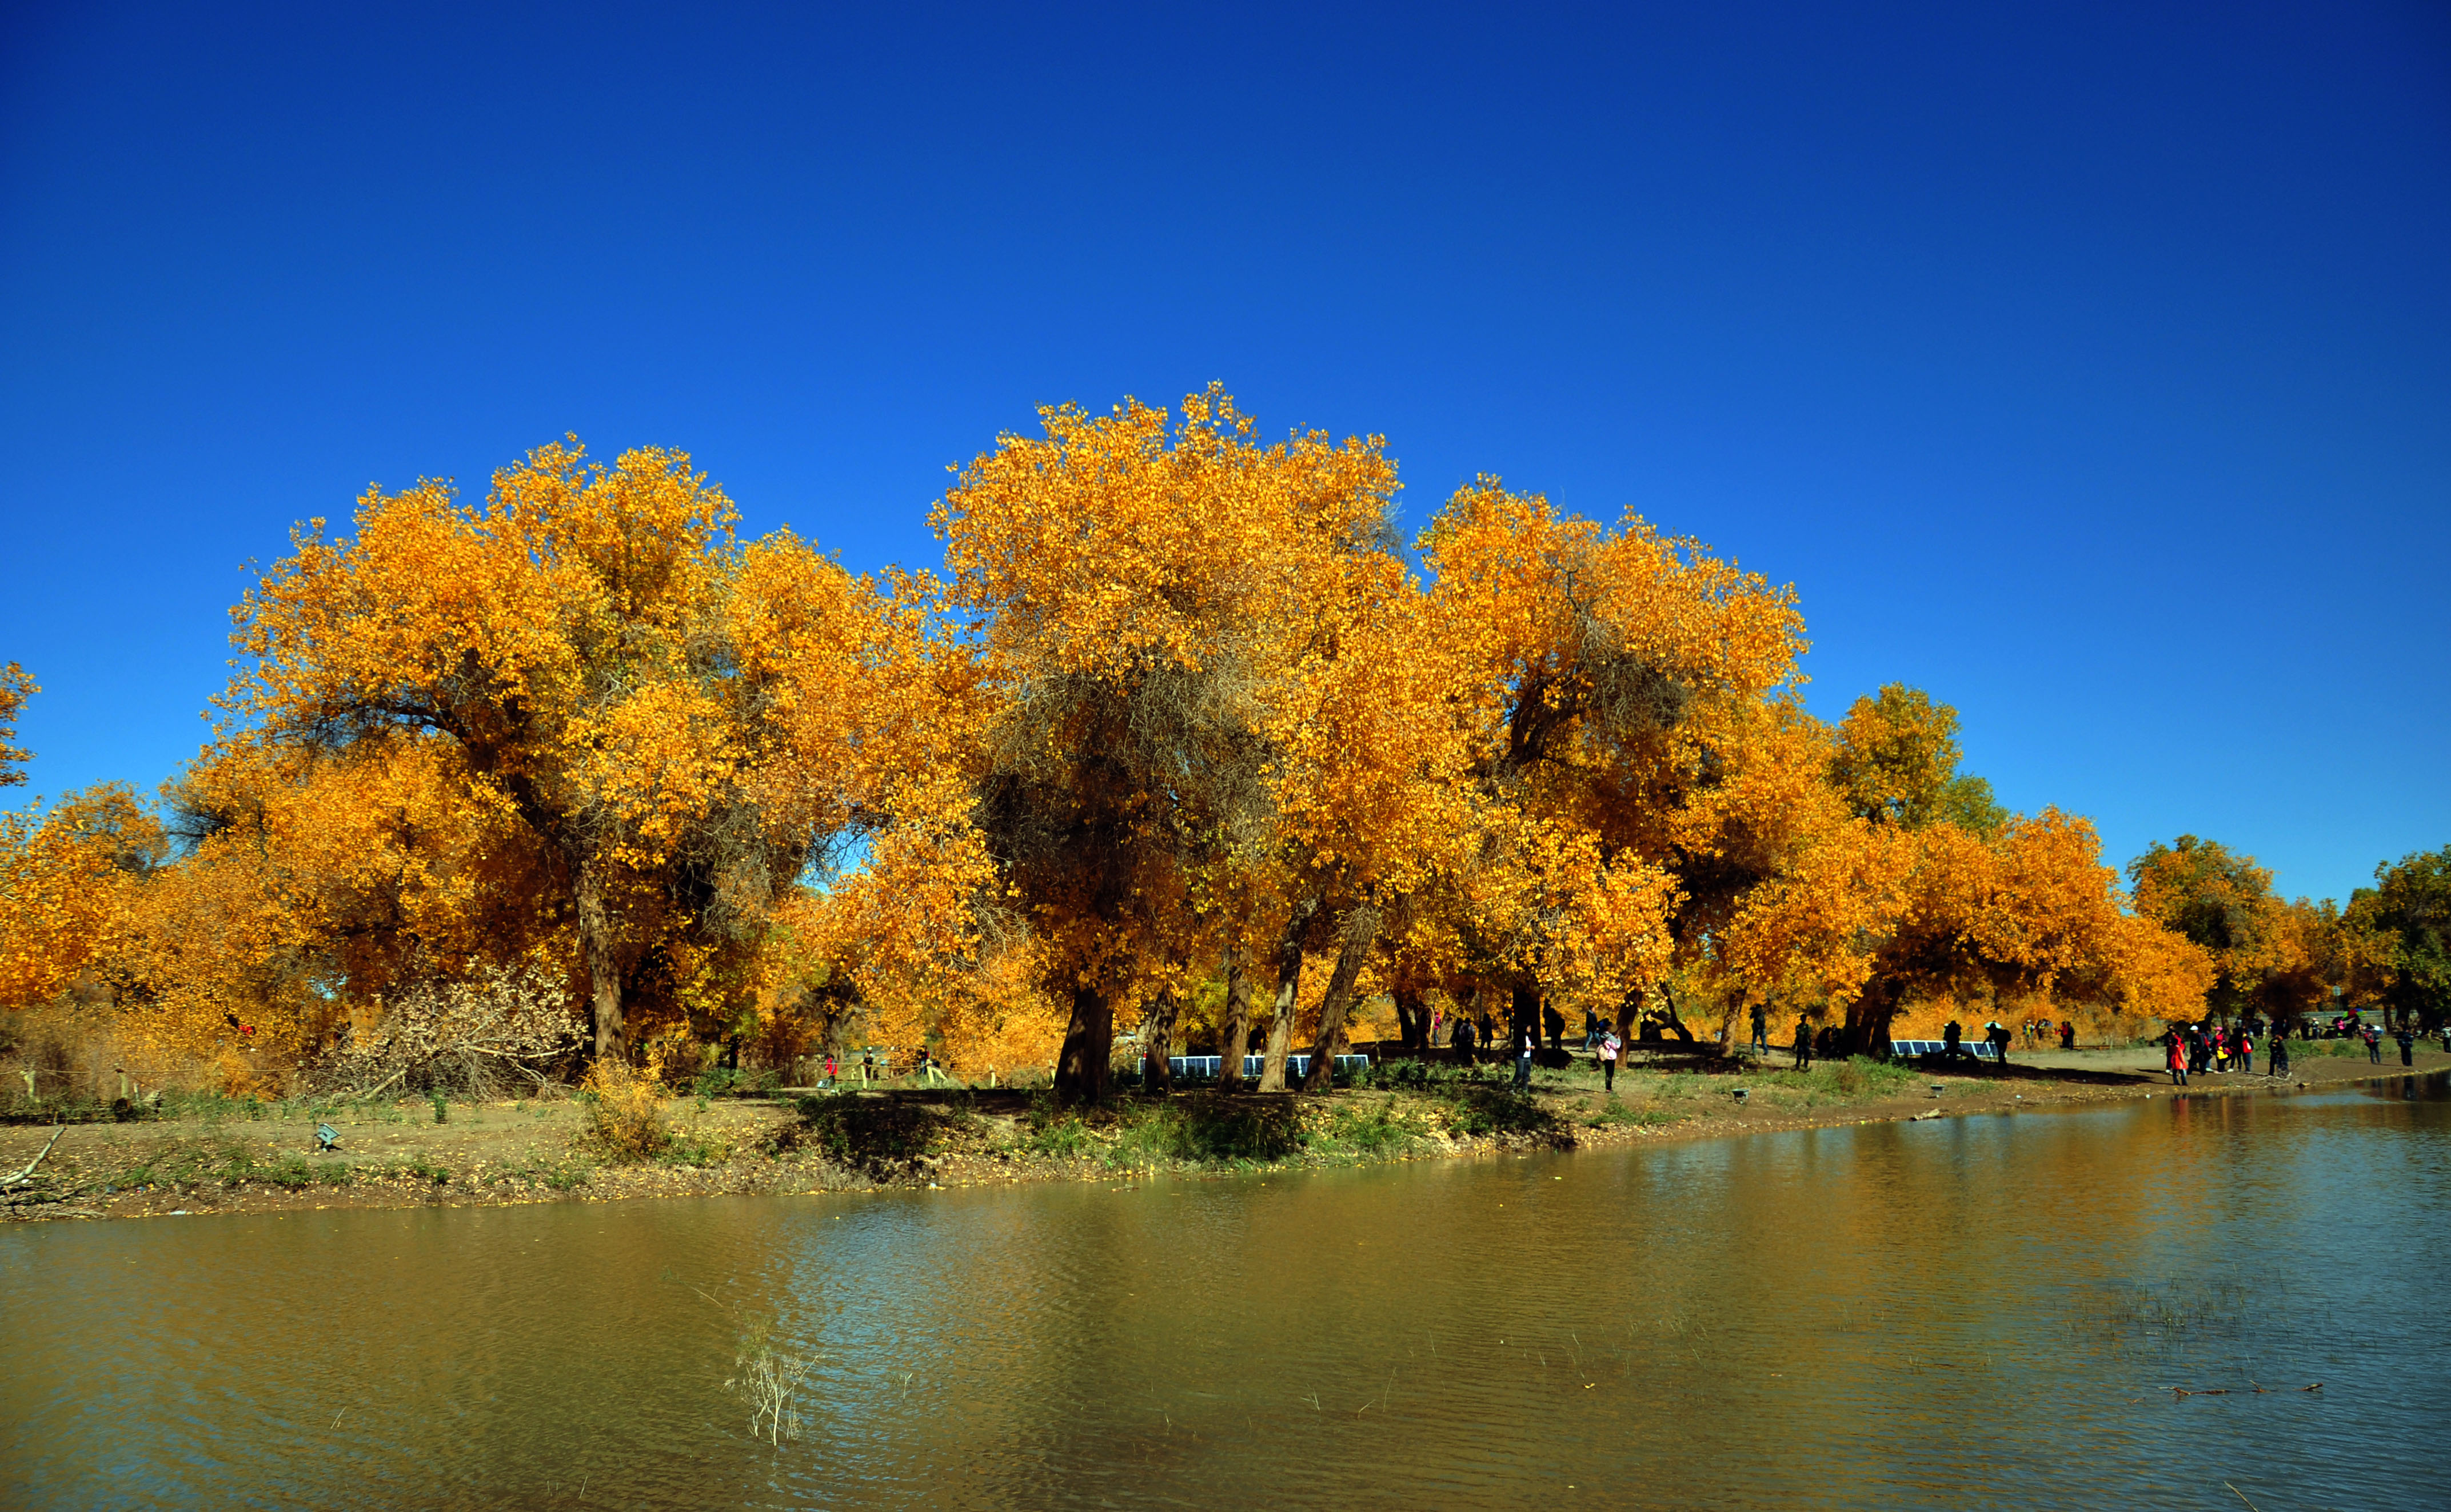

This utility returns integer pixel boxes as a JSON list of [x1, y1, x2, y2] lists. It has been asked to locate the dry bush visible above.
[[0, 1004, 207, 1113], [578, 1058, 672, 1161], [324, 963, 582, 1098]]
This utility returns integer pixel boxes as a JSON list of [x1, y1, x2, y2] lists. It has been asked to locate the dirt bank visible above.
[[5, 1043, 2442, 1225]]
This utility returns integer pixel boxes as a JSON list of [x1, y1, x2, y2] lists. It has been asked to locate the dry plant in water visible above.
[[727, 1319, 815, 1444]]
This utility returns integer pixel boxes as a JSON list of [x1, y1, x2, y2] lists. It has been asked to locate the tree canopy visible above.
[[10, 391, 2431, 1098]]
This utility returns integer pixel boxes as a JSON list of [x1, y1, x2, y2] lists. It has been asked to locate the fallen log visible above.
[[1, 1124, 65, 1190]]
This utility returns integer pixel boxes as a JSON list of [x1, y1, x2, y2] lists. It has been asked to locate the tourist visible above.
[[2269, 1031, 2289, 1077], [1986, 1021, 2010, 1070], [1454, 1018, 1476, 1066], [1513, 1022, 1536, 1090], [1943, 1019, 1963, 1063], [823, 1051, 838, 1089], [2366, 1026, 2383, 1065], [1794, 1018, 1814, 1072], [2166, 1032, 2187, 1086], [2059, 1020, 2076, 1051], [2395, 1026, 2416, 1067], [2236, 1027, 2253, 1075], [1544, 1003, 1566, 1054], [1598, 1028, 1621, 1091], [1750, 1003, 1768, 1056]]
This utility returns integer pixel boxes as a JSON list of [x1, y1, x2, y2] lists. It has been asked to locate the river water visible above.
[[4, 1075, 2444, 1510]]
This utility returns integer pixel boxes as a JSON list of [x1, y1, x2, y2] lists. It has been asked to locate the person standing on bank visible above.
[[1514, 1021, 1536, 1090], [1793, 1018, 1813, 1072], [2269, 1028, 2289, 1077], [1750, 1003, 1769, 1057], [1598, 1027, 1621, 1092], [2366, 1025, 2384, 1064], [2396, 1026, 2416, 1066], [2165, 1030, 2187, 1086]]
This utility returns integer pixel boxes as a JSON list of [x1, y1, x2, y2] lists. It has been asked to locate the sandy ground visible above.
[[4, 1042, 2442, 1225]]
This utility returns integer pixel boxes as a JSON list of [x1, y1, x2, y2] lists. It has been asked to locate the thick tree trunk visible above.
[[1143, 992, 1181, 1093], [1392, 987, 1428, 1053], [1510, 981, 1541, 1053], [1302, 905, 1385, 1091], [1258, 898, 1319, 1093], [574, 854, 624, 1063], [1843, 983, 1898, 1059], [1258, 985, 1299, 1092], [1614, 986, 1642, 1046], [1219, 939, 1254, 1091], [1053, 982, 1114, 1103]]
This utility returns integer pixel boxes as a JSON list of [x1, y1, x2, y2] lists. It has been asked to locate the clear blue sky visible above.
[[3, 2, 2444, 905]]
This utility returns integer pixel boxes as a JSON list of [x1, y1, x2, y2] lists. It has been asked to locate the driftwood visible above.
[[1, 1125, 65, 1190], [353, 1066, 412, 1101]]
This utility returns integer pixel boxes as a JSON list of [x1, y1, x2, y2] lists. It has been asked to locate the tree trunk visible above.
[[1843, 982, 1898, 1059], [574, 854, 624, 1063], [1302, 905, 1385, 1091], [1510, 980, 1540, 1054], [1615, 986, 1642, 1046], [1219, 939, 1254, 1091], [1658, 982, 1696, 1043], [1053, 982, 1113, 1103], [1392, 987, 1428, 1053], [1143, 991, 1181, 1093], [1258, 898, 1319, 1093]]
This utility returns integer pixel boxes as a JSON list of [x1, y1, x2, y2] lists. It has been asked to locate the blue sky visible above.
[[3, 2, 2444, 904]]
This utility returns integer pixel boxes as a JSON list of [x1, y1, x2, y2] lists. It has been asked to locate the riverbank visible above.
[[5, 1042, 2444, 1223]]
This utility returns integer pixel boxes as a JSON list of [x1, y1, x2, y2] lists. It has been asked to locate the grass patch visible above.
[[1744, 1055, 1921, 1108], [2297, 1038, 2374, 1059], [797, 1092, 967, 1171], [1099, 1097, 1308, 1166], [1358, 1059, 1564, 1141], [254, 1153, 353, 1189], [1586, 1098, 1679, 1129]]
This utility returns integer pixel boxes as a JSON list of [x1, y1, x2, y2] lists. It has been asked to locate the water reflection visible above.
[[2, 1075, 2444, 1510]]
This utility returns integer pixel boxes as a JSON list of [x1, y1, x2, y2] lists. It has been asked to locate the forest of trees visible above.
[[2, 393, 2444, 1099]]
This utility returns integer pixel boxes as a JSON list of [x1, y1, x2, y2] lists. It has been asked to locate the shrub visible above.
[[321, 962, 582, 1099], [578, 1060, 672, 1161]]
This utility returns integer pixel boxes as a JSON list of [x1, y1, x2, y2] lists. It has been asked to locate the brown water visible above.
[[4, 1075, 2445, 1510]]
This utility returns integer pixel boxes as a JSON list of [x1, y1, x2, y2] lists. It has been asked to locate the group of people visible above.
[[2162, 1021, 2272, 1084], [2159, 1015, 2437, 1085]]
